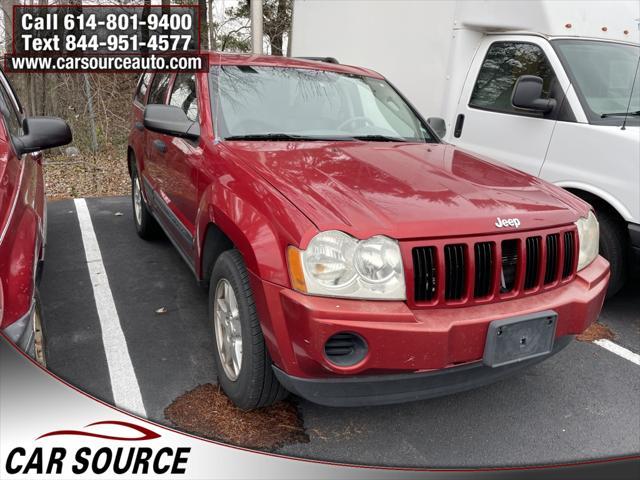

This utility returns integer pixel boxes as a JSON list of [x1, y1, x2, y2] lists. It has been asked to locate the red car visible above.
[[128, 54, 609, 408], [0, 68, 71, 365]]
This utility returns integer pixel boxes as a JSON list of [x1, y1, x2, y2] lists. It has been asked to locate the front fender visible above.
[[195, 183, 306, 286]]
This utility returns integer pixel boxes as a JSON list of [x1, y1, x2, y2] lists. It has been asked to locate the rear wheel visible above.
[[131, 163, 160, 240], [209, 250, 287, 409], [596, 209, 627, 298]]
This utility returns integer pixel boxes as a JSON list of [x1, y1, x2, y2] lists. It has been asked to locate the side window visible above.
[[469, 42, 557, 115], [169, 73, 198, 121], [134, 72, 152, 105], [0, 81, 23, 137], [147, 73, 171, 105]]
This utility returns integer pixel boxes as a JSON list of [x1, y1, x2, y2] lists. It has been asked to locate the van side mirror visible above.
[[14, 117, 72, 156], [427, 117, 446, 138], [511, 75, 556, 113], [144, 104, 200, 140]]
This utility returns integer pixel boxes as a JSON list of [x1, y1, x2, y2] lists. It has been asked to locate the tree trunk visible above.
[[269, 0, 287, 56], [199, 0, 208, 50], [83, 74, 98, 154], [208, 0, 216, 50], [287, 0, 294, 56], [141, 0, 151, 54]]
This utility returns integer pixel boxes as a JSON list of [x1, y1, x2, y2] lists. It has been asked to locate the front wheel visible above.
[[209, 250, 287, 409]]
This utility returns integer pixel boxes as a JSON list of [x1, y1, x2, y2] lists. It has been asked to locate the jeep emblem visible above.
[[495, 217, 521, 228]]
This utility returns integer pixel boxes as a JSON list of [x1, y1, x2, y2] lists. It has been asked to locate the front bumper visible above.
[[274, 336, 572, 407], [253, 256, 609, 404], [2, 300, 35, 356]]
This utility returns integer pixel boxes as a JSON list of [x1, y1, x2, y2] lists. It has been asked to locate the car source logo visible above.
[[495, 217, 521, 228], [5, 421, 190, 475]]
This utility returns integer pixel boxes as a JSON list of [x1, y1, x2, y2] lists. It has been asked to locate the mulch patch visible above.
[[576, 322, 616, 342], [164, 384, 309, 450]]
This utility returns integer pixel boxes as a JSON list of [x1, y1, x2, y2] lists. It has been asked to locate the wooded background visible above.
[[0, 0, 293, 198]]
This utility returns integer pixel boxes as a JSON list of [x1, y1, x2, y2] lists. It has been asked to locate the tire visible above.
[[130, 163, 160, 240], [209, 250, 287, 409], [596, 209, 628, 298]]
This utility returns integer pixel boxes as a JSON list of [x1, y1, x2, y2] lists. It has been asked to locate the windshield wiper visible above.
[[348, 134, 408, 142], [223, 133, 416, 142], [600, 110, 640, 118], [224, 133, 350, 141]]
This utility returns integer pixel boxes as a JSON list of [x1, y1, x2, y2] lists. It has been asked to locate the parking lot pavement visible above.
[[41, 196, 640, 467]]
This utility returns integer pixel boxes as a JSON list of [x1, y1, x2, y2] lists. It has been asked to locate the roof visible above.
[[203, 51, 385, 79]]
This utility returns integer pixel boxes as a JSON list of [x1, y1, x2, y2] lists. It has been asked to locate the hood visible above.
[[225, 142, 587, 240]]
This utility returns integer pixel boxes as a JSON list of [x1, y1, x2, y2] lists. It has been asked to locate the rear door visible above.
[[453, 36, 572, 176]]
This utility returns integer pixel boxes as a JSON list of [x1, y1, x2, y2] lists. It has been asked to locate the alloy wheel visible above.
[[213, 279, 243, 381], [133, 175, 143, 226]]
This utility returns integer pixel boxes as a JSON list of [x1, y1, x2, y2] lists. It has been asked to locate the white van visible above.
[[291, 0, 640, 296]]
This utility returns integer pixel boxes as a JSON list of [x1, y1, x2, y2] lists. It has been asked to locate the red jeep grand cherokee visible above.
[[128, 54, 609, 409], [0, 67, 71, 364]]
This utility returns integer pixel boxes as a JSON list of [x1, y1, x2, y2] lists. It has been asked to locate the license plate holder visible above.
[[483, 311, 557, 368]]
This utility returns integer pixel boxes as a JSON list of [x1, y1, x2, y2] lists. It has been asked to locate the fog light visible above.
[[324, 332, 368, 367]]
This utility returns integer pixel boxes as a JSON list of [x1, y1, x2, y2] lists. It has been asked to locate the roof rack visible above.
[[295, 56, 340, 64]]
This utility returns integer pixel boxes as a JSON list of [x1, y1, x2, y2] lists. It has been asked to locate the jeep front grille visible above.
[[411, 227, 577, 305]]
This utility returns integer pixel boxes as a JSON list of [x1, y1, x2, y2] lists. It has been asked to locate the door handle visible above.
[[135, 121, 144, 131], [454, 114, 465, 138], [153, 139, 167, 153]]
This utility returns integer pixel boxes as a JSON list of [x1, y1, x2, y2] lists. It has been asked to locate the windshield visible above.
[[553, 39, 640, 125], [213, 66, 434, 142]]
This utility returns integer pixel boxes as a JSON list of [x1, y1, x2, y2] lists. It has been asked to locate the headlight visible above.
[[575, 211, 599, 270], [287, 231, 406, 300]]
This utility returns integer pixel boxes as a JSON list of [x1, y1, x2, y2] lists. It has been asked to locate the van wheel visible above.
[[596, 210, 627, 298], [131, 165, 160, 240], [209, 250, 287, 409]]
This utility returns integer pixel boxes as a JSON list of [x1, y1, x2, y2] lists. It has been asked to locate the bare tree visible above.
[[0, 0, 15, 55]]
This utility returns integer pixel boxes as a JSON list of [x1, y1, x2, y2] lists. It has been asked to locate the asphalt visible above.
[[40, 196, 640, 468]]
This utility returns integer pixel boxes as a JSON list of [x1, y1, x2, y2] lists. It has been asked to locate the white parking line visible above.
[[74, 198, 147, 417], [594, 339, 640, 366]]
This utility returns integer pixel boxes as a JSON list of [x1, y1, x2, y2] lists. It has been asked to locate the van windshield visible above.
[[553, 39, 640, 126], [212, 66, 433, 142]]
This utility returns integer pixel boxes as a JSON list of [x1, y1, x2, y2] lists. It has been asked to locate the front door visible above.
[[161, 72, 202, 248], [143, 72, 173, 195], [453, 36, 571, 176]]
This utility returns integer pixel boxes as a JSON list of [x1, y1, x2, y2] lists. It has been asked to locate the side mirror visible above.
[[511, 75, 556, 113], [14, 117, 72, 155], [427, 117, 446, 138], [143, 104, 200, 140]]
